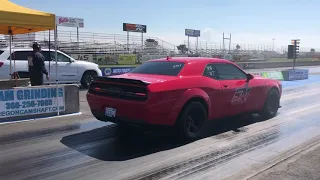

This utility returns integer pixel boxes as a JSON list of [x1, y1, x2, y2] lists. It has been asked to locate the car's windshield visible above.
[[129, 61, 185, 76], [0, 50, 4, 55]]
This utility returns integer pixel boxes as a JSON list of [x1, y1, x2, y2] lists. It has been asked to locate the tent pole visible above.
[[55, 26, 59, 116], [13, 35, 17, 87], [77, 27, 79, 44], [49, 30, 51, 75], [9, 27, 12, 80]]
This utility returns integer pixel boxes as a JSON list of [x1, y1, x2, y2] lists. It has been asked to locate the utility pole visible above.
[[272, 38, 275, 51]]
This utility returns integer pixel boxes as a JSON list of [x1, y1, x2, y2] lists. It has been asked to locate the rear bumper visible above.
[[87, 93, 176, 126], [90, 110, 146, 125]]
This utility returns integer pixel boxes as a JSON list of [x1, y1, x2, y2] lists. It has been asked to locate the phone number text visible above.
[[5, 99, 54, 110]]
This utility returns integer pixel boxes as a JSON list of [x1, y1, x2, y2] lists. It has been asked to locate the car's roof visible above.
[[149, 57, 232, 64]]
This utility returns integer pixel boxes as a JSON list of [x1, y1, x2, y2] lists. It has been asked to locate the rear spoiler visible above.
[[92, 76, 151, 87]]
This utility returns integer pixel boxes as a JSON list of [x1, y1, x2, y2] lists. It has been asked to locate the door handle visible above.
[[223, 84, 229, 88]]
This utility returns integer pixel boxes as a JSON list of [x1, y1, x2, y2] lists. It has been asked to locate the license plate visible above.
[[105, 107, 116, 117]]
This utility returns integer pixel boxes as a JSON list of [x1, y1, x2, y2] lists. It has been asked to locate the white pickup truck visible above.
[[0, 48, 102, 88]]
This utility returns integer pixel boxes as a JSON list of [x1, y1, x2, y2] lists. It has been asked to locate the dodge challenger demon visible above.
[[87, 57, 282, 140]]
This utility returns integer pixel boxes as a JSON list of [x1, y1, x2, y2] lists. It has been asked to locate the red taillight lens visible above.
[[0, 62, 3, 67], [135, 93, 146, 96], [92, 87, 101, 91]]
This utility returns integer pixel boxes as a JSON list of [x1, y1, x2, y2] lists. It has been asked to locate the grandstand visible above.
[[1, 30, 319, 61]]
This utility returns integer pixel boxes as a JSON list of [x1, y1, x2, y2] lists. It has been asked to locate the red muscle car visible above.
[[87, 57, 282, 140]]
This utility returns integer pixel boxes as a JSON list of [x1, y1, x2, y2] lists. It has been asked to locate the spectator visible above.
[[28, 42, 49, 86]]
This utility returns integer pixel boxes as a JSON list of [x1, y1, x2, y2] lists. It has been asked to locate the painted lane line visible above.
[[282, 91, 320, 100], [286, 103, 320, 115], [282, 89, 320, 97], [283, 81, 320, 90]]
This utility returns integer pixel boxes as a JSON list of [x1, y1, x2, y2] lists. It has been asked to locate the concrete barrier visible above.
[[0, 84, 80, 123], [100, 66, 137, 76], [141, 55, 167, 62], [69, 52, 320, 70], [281, 69, 309, 81], [238, 61, 320, 70], [0, 78, 30, 89], [97, 61, 320, 77], [251, 69, 310, 81], [252, 71, 284, 80]]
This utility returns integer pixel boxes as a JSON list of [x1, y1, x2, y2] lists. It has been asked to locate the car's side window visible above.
[[7, 51, 57, 62], [42, 51, 70, 62], [8, 51, 32, 61], [203, 64, 217, 79], [41, 51, 52, 61], [55, 52, 70, 62], [214, 63, 247, 80]]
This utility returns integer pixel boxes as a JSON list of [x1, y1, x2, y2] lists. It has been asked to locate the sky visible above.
[[10, 0, 320, 49]]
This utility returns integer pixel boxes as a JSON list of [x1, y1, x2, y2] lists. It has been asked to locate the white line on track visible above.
[[286, 103, 320, 115], [282, 89, 320, 98], [282, 82, 320, 90]]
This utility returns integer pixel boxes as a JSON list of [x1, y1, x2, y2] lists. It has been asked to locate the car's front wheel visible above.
[[176, 101, 207, 141], [81, 71, 97, 89], [259, 88, 280, 119]]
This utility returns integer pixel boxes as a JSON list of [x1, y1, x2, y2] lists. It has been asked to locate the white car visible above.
[[0, 47, 102, 88]]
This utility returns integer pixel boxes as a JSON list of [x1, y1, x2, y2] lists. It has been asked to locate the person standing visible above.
[[28, 42, 49, 86]]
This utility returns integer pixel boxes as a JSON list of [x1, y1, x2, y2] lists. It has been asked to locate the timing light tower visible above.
[[287, 39, 300, 69]]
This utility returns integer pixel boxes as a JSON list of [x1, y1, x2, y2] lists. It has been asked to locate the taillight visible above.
[[88, 82, 148, 101], [135, 92, 146, 96], [92, 87, 101, 91], [0, 62, 3, 67]]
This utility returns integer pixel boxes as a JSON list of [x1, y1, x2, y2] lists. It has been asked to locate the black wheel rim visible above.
[[268, 95, 279, 114], [185, 108, 204, 135], [86, 74, 94, 87]]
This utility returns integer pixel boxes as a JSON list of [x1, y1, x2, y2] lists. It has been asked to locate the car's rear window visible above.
[[130, 61, 185, 76], [0, 50, 4, 55]]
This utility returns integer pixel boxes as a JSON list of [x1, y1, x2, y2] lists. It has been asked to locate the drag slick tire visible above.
[[176, 101, 207, 141], [259, 88, 280, 119]]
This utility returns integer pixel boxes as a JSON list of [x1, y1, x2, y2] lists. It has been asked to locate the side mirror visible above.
[[246, 73, 254, 81]]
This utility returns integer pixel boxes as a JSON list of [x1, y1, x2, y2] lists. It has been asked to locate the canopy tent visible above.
[[0, 0, 55, 34], [0, 0, 61, 115]]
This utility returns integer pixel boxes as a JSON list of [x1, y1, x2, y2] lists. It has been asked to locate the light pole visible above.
[[272, 38, 275, 51]]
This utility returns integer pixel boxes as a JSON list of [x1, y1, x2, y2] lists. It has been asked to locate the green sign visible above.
[[261, 72, 284, 80]]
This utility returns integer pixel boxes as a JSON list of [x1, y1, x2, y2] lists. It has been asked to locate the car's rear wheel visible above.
[[259, 88, 280, 119], [81, 71, 97, 89], [176, 101, 207, 141]]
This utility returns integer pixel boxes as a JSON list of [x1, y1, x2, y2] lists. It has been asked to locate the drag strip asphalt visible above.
[[1, 78, 320, 180]]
